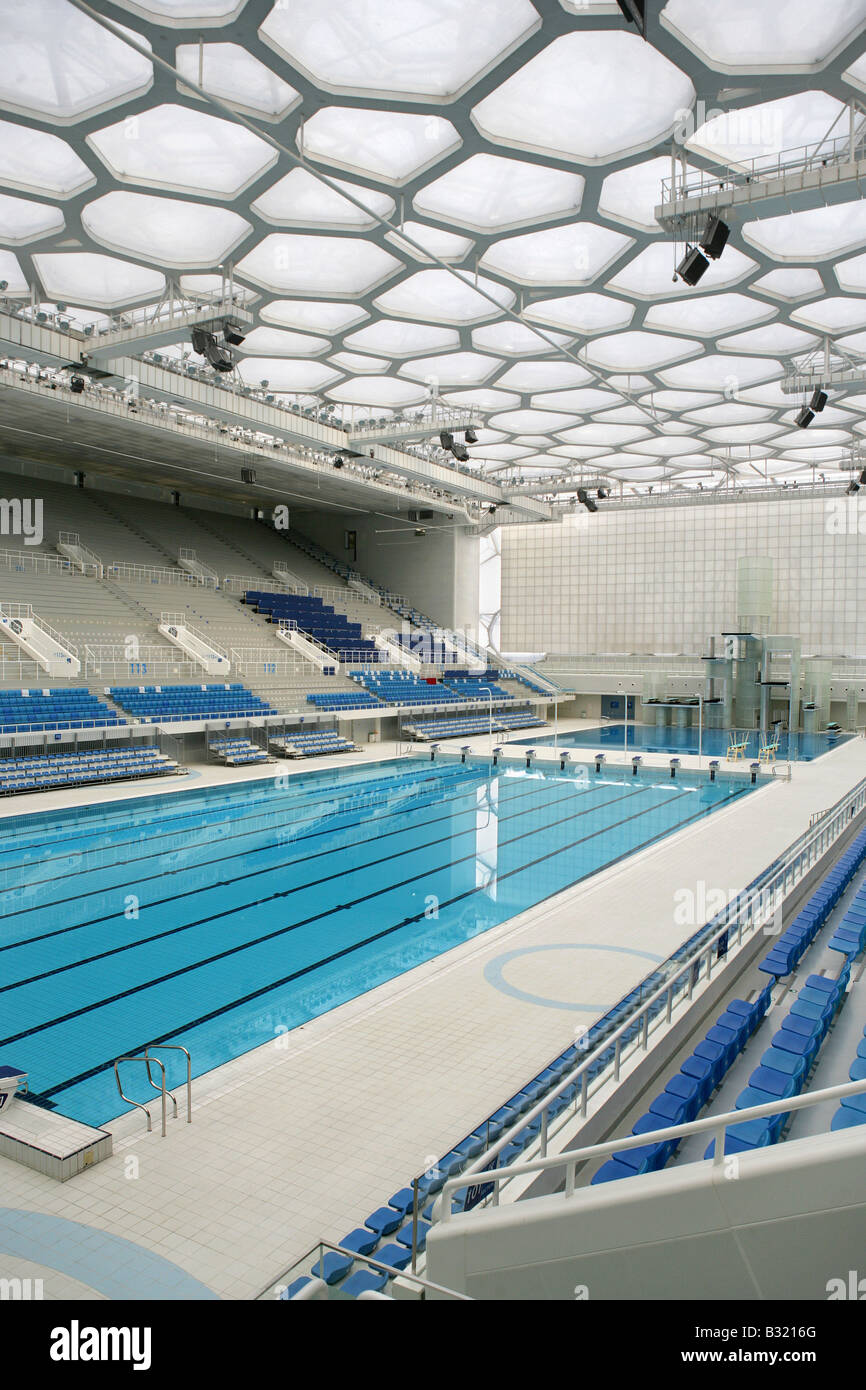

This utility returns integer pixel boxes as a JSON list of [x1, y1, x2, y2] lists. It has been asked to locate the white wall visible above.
[[501, 497, 866, 657], [296, 510, 480, 632], [426, 1125, 866, 1301]]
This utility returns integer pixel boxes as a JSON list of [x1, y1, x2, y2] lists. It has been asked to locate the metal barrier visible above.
[[443, 771, 866, 1195], [439, 1077, 866, 1218]]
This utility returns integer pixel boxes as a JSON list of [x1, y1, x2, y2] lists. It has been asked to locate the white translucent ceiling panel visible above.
[[471, 322, 572, 356], [0, 250, 27, 296], [795, 297, 866, 332], [512, 434, 557, 446], [237, 234, 402, 297], [252, 170, 395, 229], [470, 428, 509, 445], [583, 331, 700, 371], [299, 108, 460, 185], [663, 0, 866, 72], [780, 405, 852, 427], [372, 269, 515, 324], [489, 410, 579, 433], [844, 50, 866, 93], [532, 388, 621, 411], [261, 300, 367, 333], [717, 325, 819, 355], [0, 1, 152, 123], [752, 268, 824, 300], [495, 361, 592, 391], [605, 374, 655, 390], [599, 156, 702, 233], [399, 352, 503, 386], [639, 390, 722, 410], [32, 252, 165, 308], [622, 437, 703, 456], [238, 326, 331, 357], [659, 354, 782, 390], [259, 0, 540, 102], [472, 32, 694, 164], [81, 192, 251, 269], [474, 444, 535, 461], [0, 122, 94, 200], [442, 388, 521, 410], [687, 92, 853, 172], [555, 423, 652, 446], [0, 194, 64, 245], [179, 274, 257, 303], [833, 329, 866, 352], [523, 292, 633, 335], [326, 376, 429, 407], [385, 222, 474, 264], [88, 105, 275, 198], [645, 292, 773, 336], [414, 153, 584, 234], [549, 445, 614, 459], [115, 0, 245, 20], [237, 358, 342, 392], [834, 251, 866, 292], [481, 223, 633, 286], [596, 406, 660, 425], [770, 428, 854, 448], [686, 403, 774, 425], [345, 322, 458, 358], [175, 43, 299, 121], [608, 243, 756, 298], [743, 202, 866, 262], [700, 423, 787, 444], [582, 453, 659, 472], [329, 352, 389, 374]]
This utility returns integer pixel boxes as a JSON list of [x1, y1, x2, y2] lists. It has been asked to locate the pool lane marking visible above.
[[33, 782, 737, 1104], [0, 779, 653, 988], [0, 769, 618, 947]]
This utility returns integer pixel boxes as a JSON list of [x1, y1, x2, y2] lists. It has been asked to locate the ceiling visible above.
[[3, 0, 866, 498]]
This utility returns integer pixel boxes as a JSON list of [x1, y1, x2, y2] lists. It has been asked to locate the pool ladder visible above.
[[113, 1045, 192, 1137]]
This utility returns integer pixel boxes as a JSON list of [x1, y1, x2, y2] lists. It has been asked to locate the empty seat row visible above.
[[271, 732, 355, 758], [0, 745, 177, 794], [759, 830, 866, 978], [208, 738, 268, 765], [591, 987, 773, 1183], [830, 1020, 866, 1132]]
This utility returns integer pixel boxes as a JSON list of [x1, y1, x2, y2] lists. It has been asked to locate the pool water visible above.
[[0, 756, 754, 1126], [511, 723, 850, 762]]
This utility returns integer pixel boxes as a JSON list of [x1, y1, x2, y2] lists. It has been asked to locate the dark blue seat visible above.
[[341, 1268, 389, 1297], [364, 1206, 402, 1237]]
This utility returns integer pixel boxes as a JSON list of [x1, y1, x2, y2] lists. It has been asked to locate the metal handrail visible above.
[[113, 1055, 168, 1137], [107, 561, 203, 587], [257, 1240, 473, 1301], [448, 771, 866, 1189], [439, 1076, 866, 1218], [144, 1044, 192, 1125]]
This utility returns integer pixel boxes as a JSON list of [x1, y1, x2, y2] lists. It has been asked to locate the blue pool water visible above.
[[511, 723, 850, 762], [0, 756, 754, 1126]]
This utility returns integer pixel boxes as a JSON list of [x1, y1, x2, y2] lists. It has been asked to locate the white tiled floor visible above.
[[2, 725, 865, 1300]]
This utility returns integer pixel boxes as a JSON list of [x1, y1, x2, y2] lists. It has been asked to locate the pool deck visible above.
[[2, 720, 866, 1300]]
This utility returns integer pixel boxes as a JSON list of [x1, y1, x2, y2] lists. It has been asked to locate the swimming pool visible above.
[[510, 723, 850, 762], [0, 755, 755, 1126]]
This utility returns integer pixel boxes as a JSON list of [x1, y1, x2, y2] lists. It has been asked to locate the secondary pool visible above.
[[0, 755, 755, 1126], [510, 723, 850, 762]]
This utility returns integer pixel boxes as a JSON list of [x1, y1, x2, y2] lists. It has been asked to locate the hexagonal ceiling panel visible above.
[[7, 0, 866, 501], [0, 0, 153, 124], [472, 32, 695, 164], [259, 0, 541, 102]]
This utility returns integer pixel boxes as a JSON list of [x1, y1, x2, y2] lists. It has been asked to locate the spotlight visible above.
[[0, 280, 8, 292], [69, 375, 85, 394], [700, 215, 730, 260], [439, 430, 454, 451], [452, 443, 470, 462], [615, 0, 646, 33], [333, 457, 344, 469], [190, 326, 210, 356], [859, 470, 866, 485], [222, 319, 246, 347], [577, 488, 598, 513], [795, 406, 814, 429], [464, 428, 478, 445], [809, 387, 828, 413], [847, 480, 860, 494], [597, 487, 609, 500], [676, 246, 710, 286]]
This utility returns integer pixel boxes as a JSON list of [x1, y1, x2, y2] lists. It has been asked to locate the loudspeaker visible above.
[[700, 216, 730, 260], [676, 246, 710, 286], [241, 468, 256, 485]]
